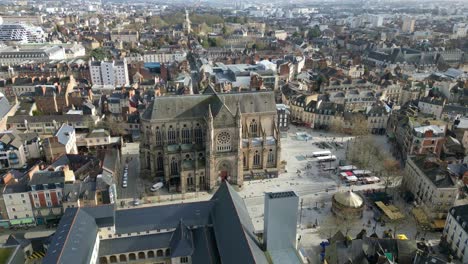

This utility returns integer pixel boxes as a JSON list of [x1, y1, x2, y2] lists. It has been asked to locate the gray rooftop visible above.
[[142, 91, 276, 121]]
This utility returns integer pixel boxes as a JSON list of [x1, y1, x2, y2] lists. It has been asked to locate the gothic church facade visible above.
[[140, 91, 281, 193]]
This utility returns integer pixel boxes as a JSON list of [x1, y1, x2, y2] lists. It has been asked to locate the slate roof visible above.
[[45, 182, 266, 264], [0, 96, 11, 118], [115, 201, 214, 234], [42, 208, 98, 264], [142, 91, 276, 121], [210, 182, 268, 264], [98, 233, 172, 256], [170, 220, 194, 257]]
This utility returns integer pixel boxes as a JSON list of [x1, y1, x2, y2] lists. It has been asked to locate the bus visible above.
[[316, 155, 337, 162], [312, 150, 332, 157]]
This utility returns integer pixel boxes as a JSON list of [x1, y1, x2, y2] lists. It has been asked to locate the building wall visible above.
[[444, 210, 468, 263], [264, 193, 298, 251], [140, 111, 280, 193], [403, 158, 457, 219], [3, 192, 34, 220]]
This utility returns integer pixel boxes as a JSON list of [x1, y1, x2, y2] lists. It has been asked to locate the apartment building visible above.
[[403, 156, 458, 220], [276, 104, 290, 131], [3, 184, 35, 226], [418, 97, 446, 119], [89, 59, 129, 86], [443, 205, 468, 263], [7, 114, 98, 135], [143, 50, 187, 63], [43, 124, 78, 162], [28, 170, 64, 225]]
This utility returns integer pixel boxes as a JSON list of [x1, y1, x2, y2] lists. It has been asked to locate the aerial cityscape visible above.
[[0, 0, 466, 263]]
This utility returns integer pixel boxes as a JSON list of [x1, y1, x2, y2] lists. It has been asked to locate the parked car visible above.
[[122, 181, 128, 188], [150, 182, 164, 192], [133, 199, 140, 206]]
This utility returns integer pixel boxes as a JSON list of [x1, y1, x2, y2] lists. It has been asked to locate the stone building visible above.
[[140, 91, 281, 193]]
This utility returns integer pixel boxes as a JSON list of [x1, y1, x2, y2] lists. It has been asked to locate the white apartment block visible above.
[[443, 205, 468, 263], [143, 50, 187, 63], [89, 59, 129, 86]]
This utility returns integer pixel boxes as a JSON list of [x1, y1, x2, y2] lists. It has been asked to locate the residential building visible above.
[[365, 101, 390, 134], [140, 91, 281, 193], [0, 15, 43, 25], [43, 182, 270, 264], [443, 205, 468, 263], [110, 30, 139, 43], [0, 131, 41, 169], [143, 50, 187, 63], [418, 97, 445, 119], [3, 183, 35, 226], [7, 114, 98, 135], [33, 76, 76, 114], [403, 156, 458, 220], [407, 125, 446, 158], [28, 170, 65, 225], [43, 124, 78, 162], [402, 15, 415, 33], [89, 59, 129, 87], [76, 129, 121, 152], [276, 104, 290, 131]]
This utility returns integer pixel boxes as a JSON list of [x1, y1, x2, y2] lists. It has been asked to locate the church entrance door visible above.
[[220, 170, 228, 181]]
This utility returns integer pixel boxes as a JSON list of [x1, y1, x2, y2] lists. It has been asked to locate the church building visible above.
[[140, 90, 281, 193]]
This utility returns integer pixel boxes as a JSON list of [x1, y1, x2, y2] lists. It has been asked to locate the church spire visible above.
[[235, 101, 241, 117]]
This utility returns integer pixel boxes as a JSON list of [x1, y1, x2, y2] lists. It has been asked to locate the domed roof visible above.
[[333, 190, 364, 208]]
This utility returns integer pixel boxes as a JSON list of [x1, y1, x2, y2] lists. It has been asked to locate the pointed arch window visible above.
[[156, 152, 164, 171], [267, 149, 275, 164], [170, 158, 179, 175], [250, 119, 258, 137], [194, 123, 203, 144], [155, 126, 162, 146], [181, 124, 191, 144], [168, 125, 176, 145], [253, 151, 261, 166]]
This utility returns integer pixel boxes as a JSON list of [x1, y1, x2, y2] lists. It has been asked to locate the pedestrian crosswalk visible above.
[[28, 251, 45, 260]]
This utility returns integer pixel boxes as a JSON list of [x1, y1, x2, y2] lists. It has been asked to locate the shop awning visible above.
[[10, 218, 35, 225]]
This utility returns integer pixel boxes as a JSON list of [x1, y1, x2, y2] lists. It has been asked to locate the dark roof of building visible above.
[[142, 91, 276, 121], [28, 171, 64, 187], [115, 201, 214, 234], [0, 96, 11, 118], [450, 205, 468, 233], [42, 205, 115, 264], [45, 182, 266, 264], [170, 220, 194, 257], [210, 182, 267, 264], [7, 114, 97, 124]]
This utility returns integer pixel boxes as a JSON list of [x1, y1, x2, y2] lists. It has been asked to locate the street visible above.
[[117, 143, 143, 201]]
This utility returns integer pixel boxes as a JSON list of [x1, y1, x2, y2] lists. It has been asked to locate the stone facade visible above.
[[140, 91, 281, 193]]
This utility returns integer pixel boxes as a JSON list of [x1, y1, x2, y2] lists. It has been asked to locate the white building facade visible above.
[[89, 59, 129, 86]]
